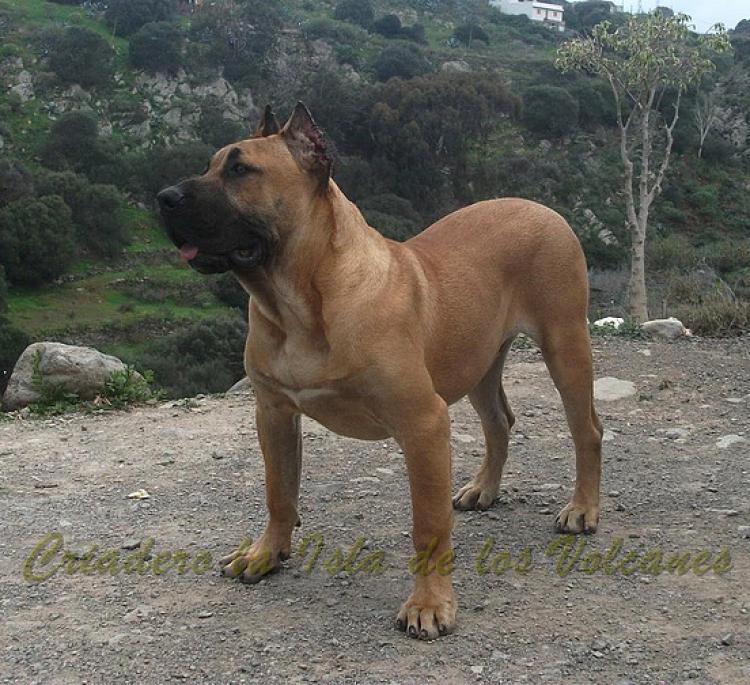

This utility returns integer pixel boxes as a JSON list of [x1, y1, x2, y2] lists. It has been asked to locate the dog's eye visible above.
[[232, 163, 250, 176]]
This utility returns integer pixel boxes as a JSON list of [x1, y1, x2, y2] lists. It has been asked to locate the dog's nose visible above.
[[157, 186, 185, 212]]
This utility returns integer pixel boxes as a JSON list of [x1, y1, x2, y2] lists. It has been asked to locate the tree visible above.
[[373, 14, 402, 38], [47, 27, 113, 88], [693, 88, 719, 159], [129, 22, 183, 74], [557, 12, 731, 321], [452, 23, 489, 47], [0, 195, 75, 287]]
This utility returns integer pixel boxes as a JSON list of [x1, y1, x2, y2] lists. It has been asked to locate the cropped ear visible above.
[[282, 102, 332, 184], [253, 105, 280, 138]]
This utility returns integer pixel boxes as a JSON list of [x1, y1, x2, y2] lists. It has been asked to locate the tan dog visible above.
[[157, 103, 603, 640]]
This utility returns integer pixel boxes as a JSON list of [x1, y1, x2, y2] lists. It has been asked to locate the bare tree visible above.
[[557, 12, 730, 321], [694, 89, 719, 159]]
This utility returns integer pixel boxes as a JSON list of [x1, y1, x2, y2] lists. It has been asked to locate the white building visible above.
[[490, 0, 566, 32]]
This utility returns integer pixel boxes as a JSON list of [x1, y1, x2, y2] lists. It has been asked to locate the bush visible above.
[[646, 234, 699, 272], [139, 315, 247, 398], [522, 85, 579, 137], [40, 111, 102, 174], [105, 0, 177, 37], [373, 14, 402, 38], [359, 193, 423, 240], [452, 24, 490, 46], [0, 159, 34, 206], [35, 171, 131, 259], [131, 142, 214, 200], [209, 273, 249, 313], [129, 21, 183, 74], [373, 43, 431, 82], [47, 27, 113, 88], [196, 103, 245, 149], [676, 300, 750, 337], [0, 317, 29, 396], [0, 195, 75, 287], [303, 18, 367, 45], [334, 0, 374, 28]]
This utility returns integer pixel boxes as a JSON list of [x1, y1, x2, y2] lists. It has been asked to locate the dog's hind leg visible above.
[[453, 337, 516, 511], [539, 322, 603, 534]]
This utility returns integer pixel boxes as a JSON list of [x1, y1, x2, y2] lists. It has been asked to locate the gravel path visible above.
[[1, 337, 749, 684]]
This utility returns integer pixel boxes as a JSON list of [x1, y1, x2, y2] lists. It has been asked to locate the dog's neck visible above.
[[236, 181, 391, 338]]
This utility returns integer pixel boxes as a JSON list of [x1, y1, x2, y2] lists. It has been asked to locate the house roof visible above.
[[533, 2, 564, 10]]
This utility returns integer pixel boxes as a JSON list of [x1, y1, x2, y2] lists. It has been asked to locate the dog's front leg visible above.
[[393, 395, 457, 639], [220, 392, 301, 583]]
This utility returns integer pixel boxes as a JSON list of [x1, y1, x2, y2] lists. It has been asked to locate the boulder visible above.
[[594, 317, 624, 330], [441, 60, 471, 73], [2, 342, 139, 411], [227, 377, 253, 394], [594, 377, 636, 402], [641, 317, 690, 340]]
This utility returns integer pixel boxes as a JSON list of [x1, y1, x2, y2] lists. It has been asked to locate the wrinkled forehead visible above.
[[208, 136, 289, 171]]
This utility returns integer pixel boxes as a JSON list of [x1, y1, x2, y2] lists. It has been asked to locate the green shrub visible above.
[[105, 0, 177, 37], [0, 195, 75, 286], [701, 240, 750, 276], [0, 317, 29, 396], [47, 27, 113, 88], [196, 103, 245, 149], [0, 159, 34, 206], [452, 24, 490, 46], [40, 111, 117, 177], [130, 142, 214, 200], [303, 18, 367, 45], [373, 43, 431, 82], [334, 0, 374, 28], [676, 300, 750, 337], [373, 14, 402, 38], [646, 234, 699, 272], [359, 193, 423, 240], [209, 273, 249, 313], [35, 171, 131, 259], [138, 314, 248, 398], [129, 21, 183, 74], [522, 86, 579, 137]]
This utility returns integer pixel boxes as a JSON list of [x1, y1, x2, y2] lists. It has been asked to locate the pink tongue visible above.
[[179, 245, 199, 261]]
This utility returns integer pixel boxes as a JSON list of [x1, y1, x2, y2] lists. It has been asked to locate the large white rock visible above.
[[594, 377, 637, 402], [594, 317, 624, 330], [716, 434, 747, 450], [2, 342, 139, 411], [641, 317, 689, 340]]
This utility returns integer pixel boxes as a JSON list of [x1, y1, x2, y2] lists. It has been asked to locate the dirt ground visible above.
[[1, 337, 749, 684]]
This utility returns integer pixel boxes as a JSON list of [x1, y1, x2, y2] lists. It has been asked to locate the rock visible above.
[[127, 489, 150, 500], [594, 377, 636, 402], [227, 377, 253, 394], [453, 432, 476, 444], [122, 539, 142, 551], [441, 60, 471, 73], [721, 633, 734, 646], [716, 434, 746, 449], [2, 342, 141, 411], [10, 69, 34, 101], [641, 317, 690, 340], [594, 317, 624, 330], [658, 427, 691, 440], [737, 526, 750, 539]]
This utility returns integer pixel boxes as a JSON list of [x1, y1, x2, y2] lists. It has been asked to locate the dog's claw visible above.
[[556, 501, 599, 534]]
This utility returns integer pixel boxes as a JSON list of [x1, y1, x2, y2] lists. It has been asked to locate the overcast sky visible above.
[[636, 1, 749, 32]]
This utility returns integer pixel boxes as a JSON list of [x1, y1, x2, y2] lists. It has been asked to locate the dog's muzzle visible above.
[[157, 182, 273, 274]]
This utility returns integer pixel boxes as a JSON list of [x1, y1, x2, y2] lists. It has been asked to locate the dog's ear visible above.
[[282, 102, 331, 184], [253, 105, 280, 138]]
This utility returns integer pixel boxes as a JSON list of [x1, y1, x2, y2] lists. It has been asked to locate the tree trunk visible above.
[[627, 219, 649, 322]]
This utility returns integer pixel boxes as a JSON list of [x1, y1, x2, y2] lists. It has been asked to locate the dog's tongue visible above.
[[179, 245, 199, 261]]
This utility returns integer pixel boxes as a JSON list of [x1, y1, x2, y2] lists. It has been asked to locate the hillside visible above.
[[1, 0, 749, 399]]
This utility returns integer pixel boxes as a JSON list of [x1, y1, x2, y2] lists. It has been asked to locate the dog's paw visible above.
[[452, 479, 498, 511], [219, 540, 286, 584], [396, 578, 457, 640], [555, 501, 599, 534]]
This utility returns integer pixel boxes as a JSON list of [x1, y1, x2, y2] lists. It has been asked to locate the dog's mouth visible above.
[[176, 238, 266, 274]]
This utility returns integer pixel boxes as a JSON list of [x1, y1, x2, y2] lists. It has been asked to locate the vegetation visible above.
[[0, 0, 748, 406]]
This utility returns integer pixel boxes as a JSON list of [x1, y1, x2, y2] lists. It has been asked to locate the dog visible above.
[[157, 103, 603, 640]]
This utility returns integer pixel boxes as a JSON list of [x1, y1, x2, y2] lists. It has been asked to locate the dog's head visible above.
[[157, 103, 332, 275]]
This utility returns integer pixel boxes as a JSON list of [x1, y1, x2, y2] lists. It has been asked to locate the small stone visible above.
[[608, 490, 620, 498], [198, 611, 214, 619], [470, 665, 484, 675], [121, 539, 141, 551], [716, 434, 746, 449], [738, 526, 750, 538], [594, 377, 636, 402], [126, 489, 150, 500], [454, 433, 476, 444], [721, 633, 734, 646]]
